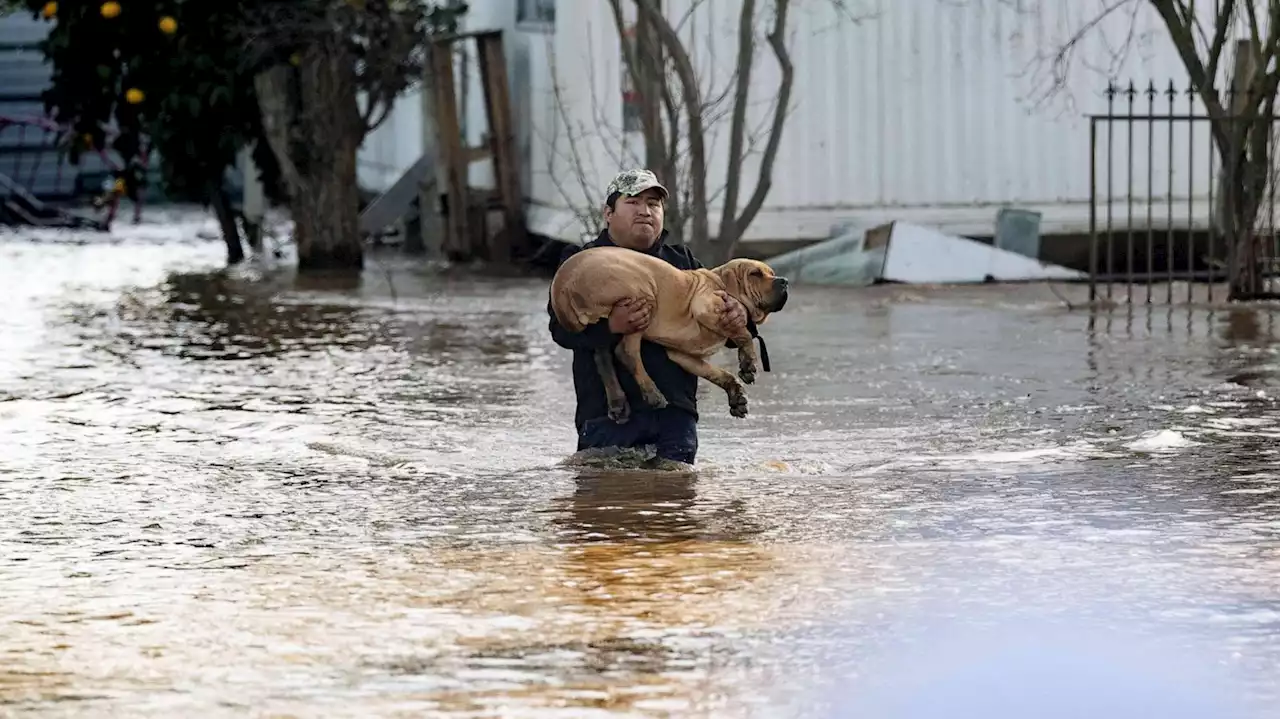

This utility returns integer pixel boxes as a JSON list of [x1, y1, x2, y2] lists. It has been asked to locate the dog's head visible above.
[[713, 258, 790, 324]]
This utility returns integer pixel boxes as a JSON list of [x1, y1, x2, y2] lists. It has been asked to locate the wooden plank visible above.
[[463, 145, 492, 164], [429, 41, 471, 260], [477, 32, 526, 263], [430, 29, 503, 46]]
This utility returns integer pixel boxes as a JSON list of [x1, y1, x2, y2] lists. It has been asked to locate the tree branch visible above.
[[728, 0, 794, 246], [363, 94, 395, 133], [716, 0, 758, 245], [546, 41, 606, 235], [1148, 0, 1230, 152], [1015, 0, 1137, 112], [1204, 0, 1238, 95], [253, 66, 303, 193], [635, 0, 710, 248], [659, 70, 686, 238]]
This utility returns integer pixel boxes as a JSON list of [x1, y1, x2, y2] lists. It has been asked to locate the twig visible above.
[[1046, 281, 1079, 310]]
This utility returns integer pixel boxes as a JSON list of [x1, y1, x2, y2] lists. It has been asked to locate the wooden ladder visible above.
[[428, 30, 527, 264]]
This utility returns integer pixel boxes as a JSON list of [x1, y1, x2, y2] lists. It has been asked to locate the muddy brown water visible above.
[[4, 214, 1280, 717]]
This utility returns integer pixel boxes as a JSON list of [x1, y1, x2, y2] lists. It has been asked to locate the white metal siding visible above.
[[513, 0, 1240, 244]]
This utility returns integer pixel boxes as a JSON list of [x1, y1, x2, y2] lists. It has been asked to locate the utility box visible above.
[[994, 207, 1044, 261]]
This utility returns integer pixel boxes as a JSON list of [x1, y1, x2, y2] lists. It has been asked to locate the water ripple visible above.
[[4, 222, 1280, 715]]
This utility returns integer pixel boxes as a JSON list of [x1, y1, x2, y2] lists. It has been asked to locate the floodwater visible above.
[[5, 211, 1280, 717]]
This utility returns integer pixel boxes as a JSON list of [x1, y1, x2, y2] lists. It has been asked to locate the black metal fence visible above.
[[1089, 80, 1280, 305]]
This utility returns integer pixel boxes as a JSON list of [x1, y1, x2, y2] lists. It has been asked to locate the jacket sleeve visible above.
[[548, 244, 619, 351], [685, 246, 744, 349]]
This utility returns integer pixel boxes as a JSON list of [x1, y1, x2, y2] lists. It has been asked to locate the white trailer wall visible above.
[[509, 0, 1244, 245]]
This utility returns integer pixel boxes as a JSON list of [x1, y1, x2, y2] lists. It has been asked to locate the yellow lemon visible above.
[[125, 88, 144, 104], [158, 16, 177, 34], [100, 1, 120, 18], [41, 1, 57, 19], [113, 178, 126, 193]]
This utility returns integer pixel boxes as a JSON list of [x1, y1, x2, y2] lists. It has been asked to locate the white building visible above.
[[358, 0, 1235, 251]]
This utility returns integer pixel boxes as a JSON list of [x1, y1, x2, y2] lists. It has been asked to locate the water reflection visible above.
[[10, 236, 1280, 715], [546, 469, 775, 636], [386, 471, 789, 715], [1221, 307, 1276, 346], [550, 469, 762, 544], [128, 270, 388, 360], [290, 268, 366, 293], [1212, 308, 1280, 389], [58, 267, 540, 418]]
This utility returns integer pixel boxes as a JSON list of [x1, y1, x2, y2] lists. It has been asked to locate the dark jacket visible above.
[[548, 228, 713, 432]]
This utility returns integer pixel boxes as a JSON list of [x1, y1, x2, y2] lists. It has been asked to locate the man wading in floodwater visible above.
[[547, 169, 750, 467]]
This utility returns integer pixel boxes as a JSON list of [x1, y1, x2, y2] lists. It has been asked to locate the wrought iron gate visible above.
[[1088, 80, 1280, 305]]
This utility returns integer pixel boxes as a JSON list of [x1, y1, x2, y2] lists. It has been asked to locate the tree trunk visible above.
[[695, 238, 734, 267], [209, 184, 245, 265], [253, 38, 366, 272], [292, 141, 363, 270], [1216, 108, 1271, 300], [294, 42, 365, 271], [1227, 161, 1267, 299]]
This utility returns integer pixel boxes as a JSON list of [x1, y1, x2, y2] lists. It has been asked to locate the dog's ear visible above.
[[715, 260, 745, 299], [728, 261, 771, 324], [714, 260, 774, 323]]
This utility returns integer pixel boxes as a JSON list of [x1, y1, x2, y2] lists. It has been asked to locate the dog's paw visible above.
[[727, 386, 749, 418], [738, 367, 756, 385], [642, 389, 669, 409], [608, 399, 631, 424]]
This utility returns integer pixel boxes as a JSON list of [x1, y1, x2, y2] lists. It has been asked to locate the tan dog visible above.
[[550, 245, 790, 421]]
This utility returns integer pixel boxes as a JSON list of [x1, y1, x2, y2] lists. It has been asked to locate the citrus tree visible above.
[[22, 0, 282, 264]]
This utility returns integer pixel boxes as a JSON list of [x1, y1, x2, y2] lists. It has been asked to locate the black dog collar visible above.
[[746, 317, 770, 373]]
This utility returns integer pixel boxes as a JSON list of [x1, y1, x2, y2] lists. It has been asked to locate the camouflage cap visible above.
[[605, 168, 669, 201]]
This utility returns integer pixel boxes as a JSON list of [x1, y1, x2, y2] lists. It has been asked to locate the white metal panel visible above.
[[878, 222, 1087, 283], [534, 1, 647, 238], [508, 0, 1243, 245]]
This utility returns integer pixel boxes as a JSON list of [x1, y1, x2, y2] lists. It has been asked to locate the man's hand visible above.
[[714, 291, 749, 335], [608, 298, 652, 334]]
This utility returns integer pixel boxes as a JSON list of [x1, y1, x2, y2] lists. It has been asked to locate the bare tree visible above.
[[1037, 0, 1280, 298], [539, 39, 630, 239], [537, 1, 878, 262], [537, 14, 769, 246], [610, 0, 796, 265]]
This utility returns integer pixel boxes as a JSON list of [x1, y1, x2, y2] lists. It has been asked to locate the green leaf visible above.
[[20, 0, 470, 208]]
